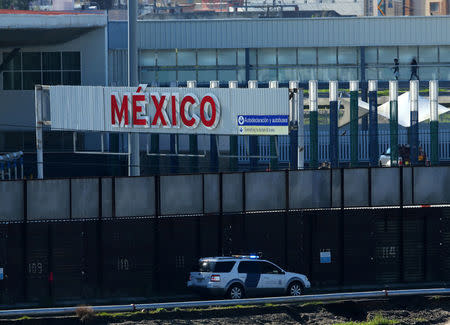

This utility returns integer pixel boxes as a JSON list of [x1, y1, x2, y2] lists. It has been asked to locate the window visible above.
[[2, 51, 81, 90], [430, 2, 440, 11], [261, 262, 283, 274], [238, 261, 262, 273], [195, 261, 236, 273]]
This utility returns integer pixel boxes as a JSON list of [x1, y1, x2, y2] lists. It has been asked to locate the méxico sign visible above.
[[49, 85, 289, 135]]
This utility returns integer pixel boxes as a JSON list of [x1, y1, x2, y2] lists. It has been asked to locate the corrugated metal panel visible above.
[[135, 16, 450, 50], [50, 86, 105, 132], [49, 86, 289, 135], [108, 49, 127, 86]]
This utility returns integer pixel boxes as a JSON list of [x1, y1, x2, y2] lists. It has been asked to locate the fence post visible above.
[[248, 81, 259, 171], [309, 80, 318, 169], [430, 80, 439, 166], [410, 80, 419, 166], [22, 180, 28, 301], [368, 80, 379, 167], [154, 175, 160, 293], [97, 178, 103, 297], [350, 81, 359, 167], [390, 80, 399, 166], [269, 81, 279, 171], [329, 81, 339, 168], [209, 81, 219, 173], [229, 81, 239, 172]]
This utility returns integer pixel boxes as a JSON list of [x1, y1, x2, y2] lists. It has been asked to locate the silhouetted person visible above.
[[410, 57, 419, 80], [392, 58, 399, 80]]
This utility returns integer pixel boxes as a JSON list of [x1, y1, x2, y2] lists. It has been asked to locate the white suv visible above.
[[187, 256, 311, 299]]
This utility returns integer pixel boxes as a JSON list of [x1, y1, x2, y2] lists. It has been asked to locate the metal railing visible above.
[[0, 288, 449, 317]]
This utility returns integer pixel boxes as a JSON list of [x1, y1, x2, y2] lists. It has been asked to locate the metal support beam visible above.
[[35, 85, 44, 179], [289, 81, 299, 169], [128, 0, 140, 176]]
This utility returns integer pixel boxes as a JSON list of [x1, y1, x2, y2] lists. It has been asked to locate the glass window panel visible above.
[[238, 69, 246, 82], [42, 52, 61, 70], [258, 48, 276, 65], [440, 67, 450, 80], [140, 69, 156, 84], [318, 67, 337, 80], [365, 47, 377, 64], [378, 47, 397, 64], [298, 67, 316, 81], [278, 48, 296, 65], [419, 46, 438, 63], [366, 68, 377, 80], [399, 66, 412, 80], [23, 72, 41, 90], [257, 68, 276, 81], [139, 50, 156, 66], [177, 50, 196, 66], [338, 67, 357, 81], [338, 47, 357, 64], [399, 46, 418, 65], [62, 52, 80, 70], [249, 49, 257, 65], [249, 68, 257, 80], [279, 67, 297, 82], [378, 67, 394, 80], [237, 49, 246, 66], [298, 48, 316, 64], [157, 50, 176, 66], [22, 52, 41, 70], [218, 49, 236, 65], [421, 67, 438, 80], [178, 70, 196, 82], [2, 52, 22, 70], [3, 72, 21, 90], [199, 70, 217, 82], [439, 46, 450, 62], [218, 69, 236, 81], [318, 47, 336, 64], [158, 70, 176, 83], [63, 71, 81, 85], [43, 71, 61, 85], [197, 49, 216, 66]]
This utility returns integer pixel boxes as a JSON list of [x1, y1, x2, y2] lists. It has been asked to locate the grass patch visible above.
[[17, 316, 32, 320], [334, 314, 399, 325]]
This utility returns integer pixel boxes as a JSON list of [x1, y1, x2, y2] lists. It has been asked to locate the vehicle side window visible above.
[[213, 262, 235, 273], [261, 262, 283, 274], [237, 261, 262, 274]]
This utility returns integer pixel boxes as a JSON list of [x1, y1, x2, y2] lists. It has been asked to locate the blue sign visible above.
[[320, 251, 331, 264], [237, 115, 289, 126]]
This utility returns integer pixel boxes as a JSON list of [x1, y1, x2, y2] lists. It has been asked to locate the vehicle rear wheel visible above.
[[288, 282, 303, 296], [227, 284, 244, 299]]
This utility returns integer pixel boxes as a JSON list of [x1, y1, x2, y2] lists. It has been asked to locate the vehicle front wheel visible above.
[[227, 284, 244, 299], [288, 281, 303, 296]]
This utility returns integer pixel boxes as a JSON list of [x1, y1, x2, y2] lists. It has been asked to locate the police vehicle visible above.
[[187, 255, 311, 299]]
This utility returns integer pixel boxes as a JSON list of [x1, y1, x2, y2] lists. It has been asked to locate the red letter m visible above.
[[111, 94, 129, 126]]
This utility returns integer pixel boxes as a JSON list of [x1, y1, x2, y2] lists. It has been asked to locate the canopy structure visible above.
[[339, 92, 450, 128]]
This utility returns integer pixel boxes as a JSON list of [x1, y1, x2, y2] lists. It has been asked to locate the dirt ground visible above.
[[105, 296, 450, 325], [4, 296, 450, 325]]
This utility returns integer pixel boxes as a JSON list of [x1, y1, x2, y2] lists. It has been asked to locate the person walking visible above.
[[410, 57, 419, 80], [392, 58, 399, 80]]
